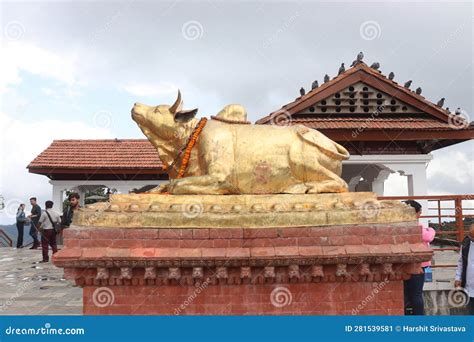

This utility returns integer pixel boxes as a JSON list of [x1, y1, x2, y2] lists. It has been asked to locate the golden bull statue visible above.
[[132, 91, 350, 195]]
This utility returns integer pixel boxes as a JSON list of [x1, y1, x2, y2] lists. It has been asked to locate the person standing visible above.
[[454, 224, 474, 314], [61, 193, 81, 229], [403, 200, 436, 315], [27, 197, 41, 249], [15, 204, 27, 248], [37, 200, 60, 262]]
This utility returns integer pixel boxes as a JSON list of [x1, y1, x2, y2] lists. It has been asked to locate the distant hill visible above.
[[0, 224, 33, 247]]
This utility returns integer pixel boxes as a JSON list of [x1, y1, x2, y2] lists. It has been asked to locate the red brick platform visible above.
[[53, 223, 432, 315]]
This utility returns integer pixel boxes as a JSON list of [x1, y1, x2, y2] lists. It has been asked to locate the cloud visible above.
[[121, 82, 178, 97], [0, 42, 79, 94], [0, 111, 113, 224]]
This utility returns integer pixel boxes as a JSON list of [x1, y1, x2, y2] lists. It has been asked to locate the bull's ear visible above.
[[174, 108, 198, 122]]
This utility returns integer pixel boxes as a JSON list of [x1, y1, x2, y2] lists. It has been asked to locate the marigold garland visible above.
[[175, 117, 207, 178]]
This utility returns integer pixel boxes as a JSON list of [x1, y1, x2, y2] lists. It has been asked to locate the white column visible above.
[[371, 169, 392, 196], [50, 181, 65, 212]]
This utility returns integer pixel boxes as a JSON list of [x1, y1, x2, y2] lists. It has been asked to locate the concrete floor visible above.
[[0, 248, 82, 315]]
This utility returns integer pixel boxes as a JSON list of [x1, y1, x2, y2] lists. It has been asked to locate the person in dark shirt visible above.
[[27, 197, 41, 249], [61, 193, 81, 230], [15, 203, 27, 248]]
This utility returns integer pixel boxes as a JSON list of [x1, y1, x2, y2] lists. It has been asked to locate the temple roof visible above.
[[27, 139, 165, 180], [256, 62, 473, 152]]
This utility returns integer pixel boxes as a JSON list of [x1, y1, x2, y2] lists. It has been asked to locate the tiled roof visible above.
[[27, 139, 163, 171], [256, 62, 471, 134], [289, 117, 468, 131]]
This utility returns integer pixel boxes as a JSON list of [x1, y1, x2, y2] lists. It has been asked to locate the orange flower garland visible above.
[[175, 117, 208, 179]]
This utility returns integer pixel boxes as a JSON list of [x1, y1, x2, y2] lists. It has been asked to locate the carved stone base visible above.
[[53, 216, 432, 315]]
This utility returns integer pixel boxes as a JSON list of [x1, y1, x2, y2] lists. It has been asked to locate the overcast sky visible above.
[[0, 0, 472, 223]]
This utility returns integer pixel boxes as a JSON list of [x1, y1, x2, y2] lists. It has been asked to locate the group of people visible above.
[[15, 193, 81, 263]]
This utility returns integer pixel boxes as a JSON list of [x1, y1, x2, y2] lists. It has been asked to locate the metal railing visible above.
[[0, 228, 13, 247], [378, 195, 474, 269]]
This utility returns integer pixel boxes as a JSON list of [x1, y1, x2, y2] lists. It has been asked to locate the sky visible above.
[[0, 0, 473, 223]]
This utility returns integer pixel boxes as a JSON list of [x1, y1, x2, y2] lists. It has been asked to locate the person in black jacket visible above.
[[61, 193, 81, 229], [27, 197, 41, 249], [455, 224, 474, 314]]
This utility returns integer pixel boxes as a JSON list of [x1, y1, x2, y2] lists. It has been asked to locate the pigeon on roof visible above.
[[455, 108, 462, 115], [350, 51, 364, 66], [311, 80, 319, 89], [338, 63, 345, 75], [388, 72, 395, 80], [404, 80, 412, 89], [370, 62, 380, 70], [324, 74, 330, 83], [436, 98, 445, 107], [415, 87, 422, 95], [300, 87, 306, 96]]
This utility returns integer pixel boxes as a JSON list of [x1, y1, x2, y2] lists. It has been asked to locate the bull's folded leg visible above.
[[305, 180, 348, 193], [169, 175, 236, 195]]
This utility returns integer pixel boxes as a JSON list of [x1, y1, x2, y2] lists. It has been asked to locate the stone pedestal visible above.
[[53, 192, 432, 315]]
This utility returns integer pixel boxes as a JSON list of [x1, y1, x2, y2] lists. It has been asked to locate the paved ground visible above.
[[0, 247, 82, 315]]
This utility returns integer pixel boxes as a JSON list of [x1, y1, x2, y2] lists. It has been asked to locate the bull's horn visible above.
[[169, 89, 183, 114]]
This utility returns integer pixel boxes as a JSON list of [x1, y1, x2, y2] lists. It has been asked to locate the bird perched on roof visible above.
[[455, 108, 462, 115], [415, 87, 422, 95], [351, 52, 364, 66], [311, 80, 319, 89], [388, 72, 395, 80], [404, 80, 412, 89], [370, 62, 380, 70], [300, 87, 306, 96], [324, 74, 330, 83], [436, 98, 445, 107], [338, 63, 345, 75]]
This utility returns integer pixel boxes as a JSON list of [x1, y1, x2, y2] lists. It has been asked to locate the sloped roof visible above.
[[256, 62, 473, 136], [27, 139, 164, 173]]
